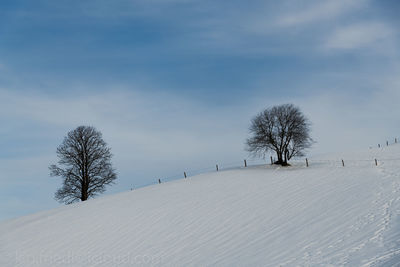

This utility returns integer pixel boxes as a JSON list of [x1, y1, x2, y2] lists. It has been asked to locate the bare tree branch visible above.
[[49, 126, 117, 204], [246, 104, 313, 166]]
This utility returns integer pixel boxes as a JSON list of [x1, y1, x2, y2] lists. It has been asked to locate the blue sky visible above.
[[1, 0, 399, 221]]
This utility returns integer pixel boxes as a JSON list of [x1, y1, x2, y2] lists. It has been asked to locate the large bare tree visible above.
[[246, 104, 313, 166], [50, 126, 117, 204]]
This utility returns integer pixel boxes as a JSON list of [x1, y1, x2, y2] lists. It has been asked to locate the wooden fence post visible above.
[[270, 156, 273, 165], [375, 159, 378, 166], [216, 164, 219, 171], [342, 159, 345, 167], [184, 172, 187, 178], [158, 179, 161, 184], [306, 158, 309, 167], [244, 159, 247, 167], [378, 144, 380, 148], [387, 141, 389, 146]]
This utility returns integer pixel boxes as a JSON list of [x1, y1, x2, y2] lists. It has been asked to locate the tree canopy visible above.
[[50, 126, 117, 204], [246, 104, 313, 166]]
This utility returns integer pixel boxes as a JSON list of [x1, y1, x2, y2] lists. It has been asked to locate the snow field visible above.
[[1, 145, 400, 266]]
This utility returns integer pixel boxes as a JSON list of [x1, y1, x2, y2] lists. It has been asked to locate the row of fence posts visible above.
[[157, 157, 384, 184], [161, 157, 383, 183], [378, 138, 397, 148], [156, 138, 399, 183], [303, 158, 379, 168]]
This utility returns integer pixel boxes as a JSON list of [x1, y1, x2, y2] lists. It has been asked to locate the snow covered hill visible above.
[[2, 145, 400, 266]]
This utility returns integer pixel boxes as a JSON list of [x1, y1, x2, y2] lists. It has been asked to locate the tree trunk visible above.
[[276, 150, 289, 166], [81, 181, 88, 201], [276, 151, 283, 165], [283, 149, 289, 166]]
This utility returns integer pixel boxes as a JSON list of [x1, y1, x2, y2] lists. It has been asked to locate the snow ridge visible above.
[[1, 145, 400, 266]]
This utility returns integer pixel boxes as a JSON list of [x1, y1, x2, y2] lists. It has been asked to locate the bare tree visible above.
[[246, 104, 313, 166], [50, 126, 117, 204]]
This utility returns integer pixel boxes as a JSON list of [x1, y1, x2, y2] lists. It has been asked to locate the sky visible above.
[[0, 0, 399, 221]]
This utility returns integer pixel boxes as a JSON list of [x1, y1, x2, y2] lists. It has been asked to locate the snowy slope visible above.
[[1, 145, 400, 266]]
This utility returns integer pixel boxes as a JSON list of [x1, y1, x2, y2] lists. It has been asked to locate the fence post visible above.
[[244, 159, 247, 167], [387, 141, 389, 146], [306, 158, 309, 167], [184, 172, 187, 178], [158, 179, 161, 184], [378, 144, 380, 148], [375, 159, 378, 166], [342, 159, 345, 167], [270, 156, 273, 165], [216, 164, 219, 171]]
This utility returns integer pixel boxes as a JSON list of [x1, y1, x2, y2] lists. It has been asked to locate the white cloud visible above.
[[324, 22, 394, 50], [277, 0, 366, 27]]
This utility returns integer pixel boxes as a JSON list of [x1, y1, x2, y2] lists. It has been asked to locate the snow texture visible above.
[[1, 145, 400, 266]]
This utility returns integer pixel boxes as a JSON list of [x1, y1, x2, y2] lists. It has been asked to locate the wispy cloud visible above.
[[276, 0, 367, 27], [324, 22, 394, 50]]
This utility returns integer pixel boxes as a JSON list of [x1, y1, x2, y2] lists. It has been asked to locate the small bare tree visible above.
[[50, 126, 117, 204], [246, 104, 313, 166]]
